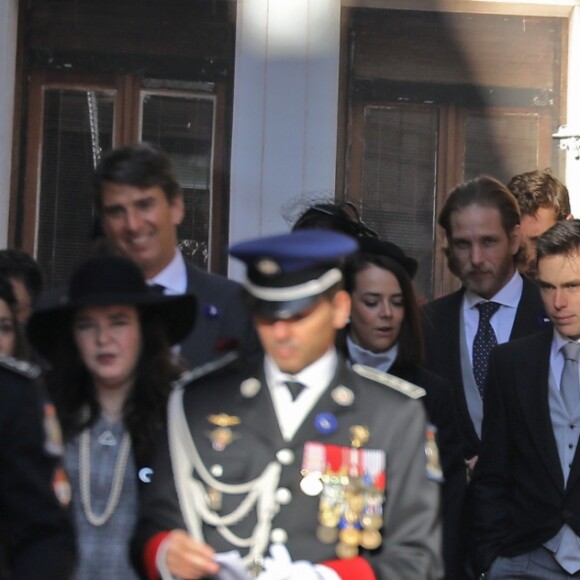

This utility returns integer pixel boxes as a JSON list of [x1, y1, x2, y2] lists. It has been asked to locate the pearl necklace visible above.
[[79, 426, 132, 527]]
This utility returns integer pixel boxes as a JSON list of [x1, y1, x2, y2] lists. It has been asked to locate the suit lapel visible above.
[[447, 290, 482, 447], [516, 330, 564, 490], [567, 446, 580, 491], [442, 290, 464, 390], [510, 277, 551, 339]]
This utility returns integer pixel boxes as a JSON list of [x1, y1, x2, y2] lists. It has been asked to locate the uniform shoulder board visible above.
[[172, 350, 239, 390], [352, 364, 426, 399], [0, 354, 41, 379]]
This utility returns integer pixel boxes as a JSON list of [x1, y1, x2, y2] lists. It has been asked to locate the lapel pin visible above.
[[240, 377, 261, 398], [350, 425, 370, 448], [208, 413, 241, 427], [207, 414, 241, 451], [331, 385, 354, 406], [314, 413, 338, 436], [207, 427, 239, 451], [204, 304, 220, 319]]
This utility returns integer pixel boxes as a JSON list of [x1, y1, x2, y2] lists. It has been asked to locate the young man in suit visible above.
[[132, 229, 442, 580], [92, 143, 260, 369], [507, 169, 572, 280], [421, 175, 548, 468], [471, 219, 580, 578]]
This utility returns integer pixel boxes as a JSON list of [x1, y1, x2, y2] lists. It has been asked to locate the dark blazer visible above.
[[179, 262, 262, 369], [421, 277, 549, 459], [132, 357, 443, 580], [389, 363, 467, 580], [0, 359, 76, 579], [470, 329, 580, 575]]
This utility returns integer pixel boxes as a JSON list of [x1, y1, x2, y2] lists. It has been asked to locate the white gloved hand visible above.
[[258, 544, 339, 580], [215, 551, 254, 580]]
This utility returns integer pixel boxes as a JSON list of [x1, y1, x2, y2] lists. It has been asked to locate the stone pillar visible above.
[[228, 0, 341, 278], [0, 0, 19, 246], [565, 5, 580, 215]]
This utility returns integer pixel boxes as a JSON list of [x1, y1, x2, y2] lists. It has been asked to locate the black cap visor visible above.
[[245, 292, 325, 320]]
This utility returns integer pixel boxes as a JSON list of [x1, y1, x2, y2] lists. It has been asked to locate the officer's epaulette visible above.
[[0, 354, 41, 379], [171, 350, 239, 390], [352, 363, 426, 399]]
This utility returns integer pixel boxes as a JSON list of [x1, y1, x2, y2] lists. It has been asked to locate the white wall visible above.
[[0, 0, 18, 247], [228, 0, 341, 279], [566, 5, 580, 217]]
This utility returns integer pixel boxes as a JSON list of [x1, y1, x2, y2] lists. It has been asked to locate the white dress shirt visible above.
[[463, 270, 523, 365], [148, 249, 187, 295], [264, 348, 337, 441]]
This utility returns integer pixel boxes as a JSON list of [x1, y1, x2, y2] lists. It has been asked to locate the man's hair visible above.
[[507, 169, 570, 220], [536, 219, 580, 262], [438, 175, 520, 237], [92, 142, 182, 212], [0, 249, 43, 305]]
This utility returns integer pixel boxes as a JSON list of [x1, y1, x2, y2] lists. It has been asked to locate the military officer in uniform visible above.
[[131, 230, 443, 580], [0, 356, 76, 579]]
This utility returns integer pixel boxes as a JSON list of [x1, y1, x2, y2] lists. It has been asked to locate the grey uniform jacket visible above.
[[131, 356, 443, 580]]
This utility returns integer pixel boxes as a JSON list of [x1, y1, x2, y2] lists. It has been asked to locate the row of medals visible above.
[[311, 470, 384, 559]]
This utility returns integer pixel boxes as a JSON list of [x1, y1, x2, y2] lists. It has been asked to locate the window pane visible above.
[[463, 111, 541, 184], [360, 105, 438, 302], [141, 93, 215, 270], [38, 89, 115, 288]]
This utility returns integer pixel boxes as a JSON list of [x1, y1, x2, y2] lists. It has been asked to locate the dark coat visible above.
[[0, 359, 76, 579], [389, 363, 467, 580], [470, 329, 580, 575], [132, 357, 443, 579], [179, 262, 262, 368], [421, 277, 549, 459]]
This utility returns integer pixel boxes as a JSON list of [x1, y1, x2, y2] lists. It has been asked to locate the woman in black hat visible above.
[[340, 237, 467, 580], [27, 255, 196, 580]]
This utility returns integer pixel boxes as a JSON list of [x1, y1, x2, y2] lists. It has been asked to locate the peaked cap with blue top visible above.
[[229, 230, 358, 319]]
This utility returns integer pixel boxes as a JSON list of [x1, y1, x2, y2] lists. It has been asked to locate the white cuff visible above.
[[314, 564, 341, 580]]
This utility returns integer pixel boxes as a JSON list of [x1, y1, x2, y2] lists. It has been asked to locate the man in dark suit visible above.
[[0, 356, 76, 579], [471, 219, 580, 578], [422, 175, 548, 467], [93, 142, 260, 369], [132, 229, 442, 580]]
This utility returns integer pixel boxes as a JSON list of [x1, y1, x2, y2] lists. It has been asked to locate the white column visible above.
[[228, 0, 341, 279], [565, 6, 580, 216], [0, 0, 18, 247]]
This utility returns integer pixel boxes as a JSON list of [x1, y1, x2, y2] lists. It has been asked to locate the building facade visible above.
[[2, 0, 580, 299]]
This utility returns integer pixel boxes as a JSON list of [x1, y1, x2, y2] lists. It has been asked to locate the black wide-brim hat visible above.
[[27, 255, 196, 360]]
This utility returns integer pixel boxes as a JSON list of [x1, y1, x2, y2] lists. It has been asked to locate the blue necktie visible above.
[[473, 301, 500, 398], [561, 342, 580, 414]]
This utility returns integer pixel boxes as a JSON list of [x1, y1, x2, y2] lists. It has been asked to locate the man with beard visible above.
[[421, 175, 550, 472], [507, 169, 572, 280]]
